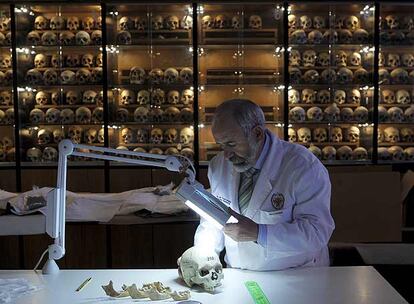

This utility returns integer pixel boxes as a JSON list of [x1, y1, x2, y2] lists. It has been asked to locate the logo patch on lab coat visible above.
[[271, 192, 284, 210]]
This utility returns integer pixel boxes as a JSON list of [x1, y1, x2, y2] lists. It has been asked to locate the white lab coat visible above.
[[194, 130, 335, 271]]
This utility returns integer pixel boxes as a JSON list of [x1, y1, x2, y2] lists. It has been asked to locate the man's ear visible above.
[[252, 126, 264, 140]]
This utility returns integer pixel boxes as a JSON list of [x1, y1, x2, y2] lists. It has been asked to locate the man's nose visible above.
[[223, 150, 234, 160]]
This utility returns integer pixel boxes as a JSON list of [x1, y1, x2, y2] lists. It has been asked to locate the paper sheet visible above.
[[0, 278, 41, 303]]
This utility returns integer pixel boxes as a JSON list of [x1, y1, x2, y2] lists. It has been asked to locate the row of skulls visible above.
[[378, 105, 414, 123], [26, 146, 58, 162], [119, 15, 192, 31], [0, 136, 14, 162], [380, 30, 414, 45], [289, 66, 370, 85], [121, 126, 194, 145], [34, 53, 103, 69], [289, 88, 362, 105], [117, 145, 194, 160], [380, 15, 414, 31], [288, 15, 365, 32], [36, 127, 104, 145], [380, 89, 413, 105], [0, 31, 11, 46], [289, 28, 370, 44], [117, 106, 193, 123], [34, 15, 101, 31], [0, 108, 14, 124], [289, 104, 369, 123], [379, 146, 414, 161], [0, 70, 13, 86], [29, 106, 103, 124], [27, 30, 102, 46], [379, 53, 414, 68], [289, 50, 365, 68], [129, 66, 193, 85], [120, 88, 193, 106], [308, 145, 369, 161], [380, 127, 413, 143], [290, 126, 361, 144], [379, 67, 414, 84], [25, 67, 103, 85], [201, 14, 263, 30], [32, 90, 103, 106]]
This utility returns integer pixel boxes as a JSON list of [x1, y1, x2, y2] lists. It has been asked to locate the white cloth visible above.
[[0, 278, 41, 303], [194, 130, 335, 271]]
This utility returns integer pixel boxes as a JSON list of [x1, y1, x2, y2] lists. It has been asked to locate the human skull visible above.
[[35, 91, 49, 105], [180, 67, 193, 84], [322, 146, 336, 161], [202, 15, 215, 29], [317, 90, 330, 104], [334, 90, 346, 104], [302, 50, 317, 67], [388, 146, 404, 161], [82, 16, 95, 30], [117, 31, 131, 44], [41, 31, 57, 46], [26, 147, 42, 162], [303, 70, 319, 84], [60, 70, 76, 85], [307, 106, 323, 121], [34, 15, 48, 30], [4, 108, 13, 124], [116, 107, 129, 122], [338, 29, 353, 44], [289, 50, 301, 66], [180, 107, 193, 123], [321, 68, 336, 83], [60, 108, 75, 124], [402, 54, 414, 67], [164, 147, 179, 156], [134, 106, 149, 123], [308, 145, 322, 159], [37, 128, 52, 145], [384, 127, 400, 143], [166, 90, 180, 105], [34, 53, 48, 68], [45, 108, 60, 123], [337, 67, 353, 84], [65, 90, 79, 105], [401, 128, 414, 142], [313, 16, 325, 29], [396, 89, 410, 104], [181, 89, 194, 105], [352, 147, 368, 161], [301, 88, 316, 104], [164, 106, 180, 122], [0, 91, 12, 106], [136, 128, 148, 143], [30, 108, 45, 123], [378, 106, 389, 122], [346, 126, 360, 143], [349, 89, 361, 104], [289, 67, 302, 84], [353, 106, 369, 122], [337, 146, 352, 160], [75, 106, 91, 124], [152, 15, 164, 30], [391, 68, 409, 84], [387, 53, 400, 68], [164, 68, 179, 84], [120, 89, 135, 105], [68, 126, 82, 143], [345, 15, 360, 31], [150, 128, 163, 144], [288, 128, 297, 142], [215, 15, 229, 29], [300, 15, 312, 30], [81, 53, 94, 68], [0, 33, 5, 46], [135, 90, 150, 105], [377, 147, 391, 161], [379, 68, 390, 84], [341, 107, 354, 122], [84, 128, 97, 144], [308, 30, 323, 44], [297, 127, 311, 143], [91, 30, 102, 45], [231, 15, 241, 30], [82, 90, 97, 104], [130, 67, 146, 84], [92, 107, 103, 123], [166, 15, 179, 30], [323, 29, 338, 44], [121, 128, 134, 144], [289, 106, 305, 122], [349, 52, 361, 66], [335, 50, 348, 67], [26, 69, 42, 85], [330, 127, 343, 143], [290, 29, 307, 44], [385, 15, 399, 30], [388, 106, 404, 122], [76, 68, 91, 84], [317, 52, 330, 67], [75, 31, 91, 46], [249, 15, 262, 29], [4, 70, 11, 86], [324, 103, 340, 122], [333, 16, 344, 29], [119, 16, 132, 31], [288, 89, 300, 104], [180, 15, 192, 30], [90, 67, 102, 83], [96, 53, 103, 67], [27, 31, 41, 45], [65, 54, 80, 67], [404, 106, 414, 122], [151, 88, 165, 106], [67, 16, 80, 31], [0, 17, 10, 32], [164, 128, 178, 144], [59, 31, 75, 45], [353, 29, 369, 44], [98, 128, 104, 143], [149, 68, 164, 84], [405, 147, 414, 161], [42, 147, 58, 162], [43, 68, 58, 85], [288, 14, 298, 30], [150, 108, 164, 123], [180, 127, 194, 145]]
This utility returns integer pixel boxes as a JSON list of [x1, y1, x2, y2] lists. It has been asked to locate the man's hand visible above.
[[223, 208, 258, 242]]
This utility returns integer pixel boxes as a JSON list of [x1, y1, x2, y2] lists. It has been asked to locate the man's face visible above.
[[212, 117, 262, 172]]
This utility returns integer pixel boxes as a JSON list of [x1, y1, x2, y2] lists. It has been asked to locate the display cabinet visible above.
[[106, 3, 195, 163], [197, 2, 285, 163], [287, 3, 375, 163], [0, 6, 13, 165], [378, 4, 414, 163], [14, 4, 103, 165]]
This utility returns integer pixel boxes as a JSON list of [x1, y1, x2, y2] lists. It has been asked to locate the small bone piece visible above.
[[170, 290, 191, 300], [101, 281, 129, 298], [125, 284, 148, 299]]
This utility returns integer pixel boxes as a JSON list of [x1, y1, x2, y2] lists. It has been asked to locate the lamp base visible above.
[[42, 258, 60, 274]]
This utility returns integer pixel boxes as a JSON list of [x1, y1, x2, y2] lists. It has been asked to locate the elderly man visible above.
[[194, 99, 335, 271]]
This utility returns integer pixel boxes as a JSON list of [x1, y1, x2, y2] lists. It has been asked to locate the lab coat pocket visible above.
[[256, 209, 284, 225]]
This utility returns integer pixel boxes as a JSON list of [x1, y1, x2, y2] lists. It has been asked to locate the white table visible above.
[[0, 266, 407, 304]]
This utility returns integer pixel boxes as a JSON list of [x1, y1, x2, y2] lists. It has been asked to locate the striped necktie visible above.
[[238, 167, 258, 215]]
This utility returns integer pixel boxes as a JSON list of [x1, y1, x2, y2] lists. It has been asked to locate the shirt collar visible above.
[[254, 130, 270, 170]]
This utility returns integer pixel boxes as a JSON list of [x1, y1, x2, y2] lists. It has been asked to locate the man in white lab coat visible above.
[[194, 99, 335, 271]]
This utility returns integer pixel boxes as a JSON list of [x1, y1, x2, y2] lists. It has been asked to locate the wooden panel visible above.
[[109, 168, 152, 192], [153, 222, 198, 268], [22, 234, 53, 269], [0, 169, 16, 192], [21, 169, 56, 192], [68, 169, 105, 193], [330, 170, 401, 242], [63, 224, 107, 269], [0, 236, 20, 269], [152, 169, 185, 188], [110, 225, 153, 268]]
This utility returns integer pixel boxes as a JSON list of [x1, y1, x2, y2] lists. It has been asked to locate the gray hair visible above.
[[213, 99, 266, 137]]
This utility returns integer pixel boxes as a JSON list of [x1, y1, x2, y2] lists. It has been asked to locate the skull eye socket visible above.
[[200, 269, 209, 277], [215, 266, 222, 273]]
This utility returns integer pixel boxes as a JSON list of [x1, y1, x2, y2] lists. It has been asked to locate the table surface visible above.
[[0, 266, 408, 304]]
